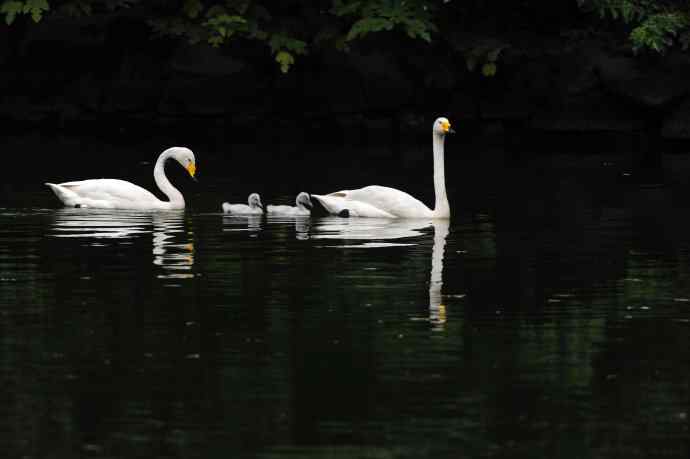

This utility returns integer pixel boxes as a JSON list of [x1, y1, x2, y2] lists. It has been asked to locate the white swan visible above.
[[222, 193, 264, 215], [266, 192, 312, 216], [45, 147, 197, 210], [311, 117, 453, 219]]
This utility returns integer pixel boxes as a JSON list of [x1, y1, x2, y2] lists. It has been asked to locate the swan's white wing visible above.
[[47, 179, 164, 209], [312, 191, 395, 218], [314, 185, 432, 218], [346, 186, 432, 217], [58, 179, 160, 202]]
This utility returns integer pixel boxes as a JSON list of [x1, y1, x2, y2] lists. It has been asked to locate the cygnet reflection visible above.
[[222, 213, 263, 236], [266, 215, 311, 240]]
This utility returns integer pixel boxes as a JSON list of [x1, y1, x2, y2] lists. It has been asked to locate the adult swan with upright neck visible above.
[[45, 146, 197, 210], [311, 117, 453, 219]]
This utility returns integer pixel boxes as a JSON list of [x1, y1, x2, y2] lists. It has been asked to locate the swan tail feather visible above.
[[311, 194, 346, 215], [46, 183, 81, 207]]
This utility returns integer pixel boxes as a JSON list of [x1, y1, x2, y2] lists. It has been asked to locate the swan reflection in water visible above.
[[151, 212, 195, 280], [49, 208, 194, 280], [311, 217, 450, 329], [428, 220, 449, 330], [49, 208, 151, 240], [312, 217, 426, 247], [222, 214, 263, 235], [266, 215, 311, 240]]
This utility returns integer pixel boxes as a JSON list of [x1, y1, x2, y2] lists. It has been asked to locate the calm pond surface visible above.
[[0, 146, 688, 459]]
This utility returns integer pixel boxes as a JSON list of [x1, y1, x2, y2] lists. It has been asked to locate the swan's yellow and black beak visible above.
[[441, 120, 455, 134], [187, 162, 197, 181]]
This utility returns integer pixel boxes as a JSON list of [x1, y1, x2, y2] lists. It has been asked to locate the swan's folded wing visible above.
[[343, 185, 432, 218], [57, 179, 160, 204]]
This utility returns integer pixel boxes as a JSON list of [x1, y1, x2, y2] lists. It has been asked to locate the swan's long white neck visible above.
[[432, 132, 450, 218], [154, 150, 184, 208]]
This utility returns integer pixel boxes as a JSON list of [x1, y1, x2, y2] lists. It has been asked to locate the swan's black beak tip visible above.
[[448, 128, 456, 135]]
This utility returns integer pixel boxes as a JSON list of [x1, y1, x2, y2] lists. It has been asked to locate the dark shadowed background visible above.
[[1, 2, 689, 459]]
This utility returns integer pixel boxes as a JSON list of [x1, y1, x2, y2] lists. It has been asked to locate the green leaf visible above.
[[332, 0, 362, 17], [482, 62, 497, 77], [1, 1, 23, 25], [208, 35, 223, 47], [346, 17, 393, 41], [402, 18, 433, 42], [338, 0, 435, 43], [268, 34, 307, 55], [203, 12, 247, 43], [25, 0, 49, 22], [204, 13, 246, 29], [275, 50, 294, 73], [629, 11, 690, 53]]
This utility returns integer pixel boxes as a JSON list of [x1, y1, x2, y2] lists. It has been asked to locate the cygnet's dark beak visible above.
[[304, 201, 313, 210]]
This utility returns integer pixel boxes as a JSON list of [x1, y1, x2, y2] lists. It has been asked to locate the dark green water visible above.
[[0, 149, 688, 458]]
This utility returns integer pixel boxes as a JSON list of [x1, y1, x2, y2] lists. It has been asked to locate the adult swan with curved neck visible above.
[[311, 117, 453, 219], [45, 147, 197, 210]]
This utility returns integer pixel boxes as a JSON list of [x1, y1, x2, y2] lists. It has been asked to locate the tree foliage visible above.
[[5, 0, 690, 74], [1, 0, 49, 24], [332, 0, 436, 42], [579, 0, 690, 53]]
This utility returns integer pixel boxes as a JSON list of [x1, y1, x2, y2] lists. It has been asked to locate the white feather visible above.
[[266, 192, 312, 216], [311, 117, 452, 219], [222, 193, 264, 215], [46, 147, 196, 210]]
